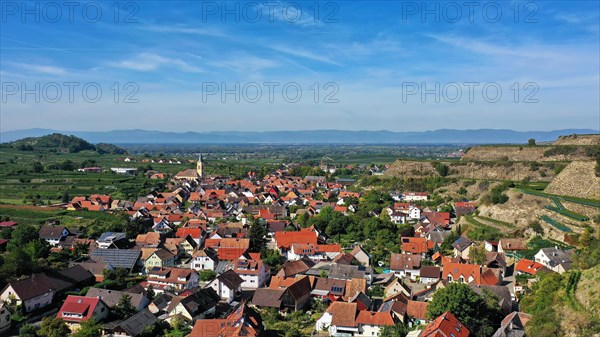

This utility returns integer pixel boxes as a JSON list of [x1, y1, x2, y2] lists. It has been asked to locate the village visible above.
[[0, 153, 580, 337]]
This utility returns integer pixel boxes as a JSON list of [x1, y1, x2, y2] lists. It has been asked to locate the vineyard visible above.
[[540, 215, 572, 232], [519, 188, 600, 208]]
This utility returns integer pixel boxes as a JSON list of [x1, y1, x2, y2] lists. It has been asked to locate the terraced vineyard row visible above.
[[464, 215, 504, 240], [540, 215, 573, 232], [475, 215, 516, 229], [544, 205, 589, 221], [519, 188, 600, 209]]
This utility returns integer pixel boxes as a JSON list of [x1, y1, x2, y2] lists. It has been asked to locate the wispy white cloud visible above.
[[554, 12, 599, 25], [142, 25, 228, 38], [3, 62, 68, 76], [111, 53, 203, 73], [30, 65, 67, 75], [270, 45, 341, 66], [424, 34, 598, 64], [208, 54, 280, 75]]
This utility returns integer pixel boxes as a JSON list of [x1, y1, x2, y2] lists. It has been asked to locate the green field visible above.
[[0, 145, 185, 203]]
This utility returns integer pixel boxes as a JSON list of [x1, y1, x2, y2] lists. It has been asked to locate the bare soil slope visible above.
[[462, 145, 591, 162], [554, 134, 600, 146], [386, 160, 557, 181], [545, 161, 600, 200]]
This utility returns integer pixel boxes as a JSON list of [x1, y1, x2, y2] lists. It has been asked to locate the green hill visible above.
[[9, 133, 127, 154]]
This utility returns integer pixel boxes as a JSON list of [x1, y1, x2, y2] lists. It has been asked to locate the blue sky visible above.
[[1, 0, 599, 132]]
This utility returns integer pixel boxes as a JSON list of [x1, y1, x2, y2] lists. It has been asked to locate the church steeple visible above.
[[196, 154, 203, 178]]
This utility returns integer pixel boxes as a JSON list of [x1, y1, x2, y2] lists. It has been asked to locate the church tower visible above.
[[196, 154, 203, 178]]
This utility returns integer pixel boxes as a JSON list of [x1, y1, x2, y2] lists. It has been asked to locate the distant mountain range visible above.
[[1, 128, 597, 144]]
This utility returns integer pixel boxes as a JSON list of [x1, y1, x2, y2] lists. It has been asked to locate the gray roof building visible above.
[[91, 249, 141, 270]]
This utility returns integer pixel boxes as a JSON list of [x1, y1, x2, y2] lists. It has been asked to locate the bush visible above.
[[528, 221, 544, 235], [199, 269, 217, 282], [543, 146, 577, 157], [432, 162, 449, 177]]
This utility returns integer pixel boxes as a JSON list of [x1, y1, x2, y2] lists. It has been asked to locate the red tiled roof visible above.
[[220, 238, 250, 249], [176, 227, 203, 239], [390, 253, 422, 270], [218, 248, 248, 261], [269, 276, 297, 289], [515, 258, 547, 275], [275, 231, 318, 250], [189, 304, 262, 337], [327, 302, 358, 327], [401, 237, 435, 254], [480, 269, 500, 285], [421, 311, 469, 337], [355, 311, 394, 326], [407, 300, 428, 320], [57, 296, 103, 322], [0, 221, 17, 227], [442, 263, 481, 285]]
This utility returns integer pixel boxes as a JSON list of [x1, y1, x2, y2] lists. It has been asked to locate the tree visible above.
[[0, 227, 12, 240], [38, 317, 70, 337], [469, 243, 487, 265], [248, 218, 267, 252], [380, 209, 392, 223], [520, 272, 563, 337], [24, 238, 49, 260], [441, 230, 460, 252], [380, 323, 408, 337], [7, 224, 39, 251], [261, 249, 283, 270], [579, 228, 592, 246], [0, 247, 34, 278], [367, 285, 384, 298], [433, 162, 449, 177], [426, 283, 500, 337], [166, 316, 191, 337], [125, 217, 147, 240], [113, 294, 136, 319], [19, 324, 39, 337], [199, 269, 217, 282], [61, 190, 70, 203], [72, 318, 102, 337], [528, 221, 543, 235], [146, 285, 155, 301], [528, 138, 536, 146], [33, 161, 44, 173]]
